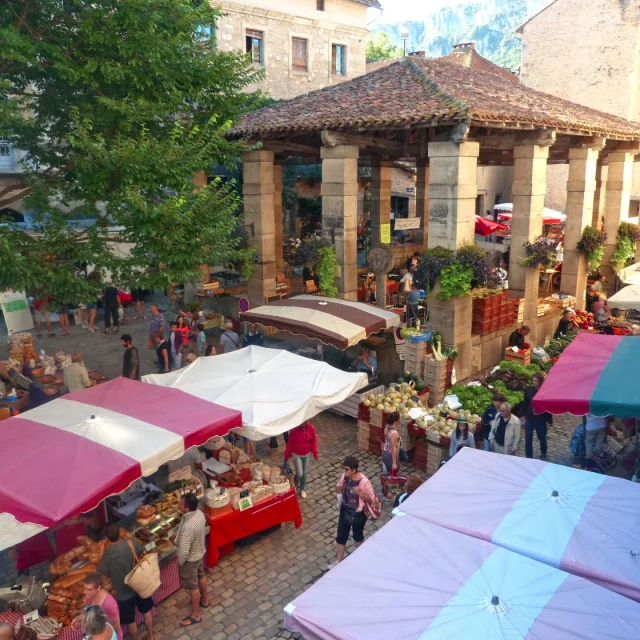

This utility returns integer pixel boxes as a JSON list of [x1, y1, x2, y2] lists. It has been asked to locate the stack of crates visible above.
[[405, 340, 428, 376], [426, 441, 447, 475], [413, 438, 428, 473], [511, 297, 525, 325], [424, 355, 448, 406], [356, 405, 384, 456]]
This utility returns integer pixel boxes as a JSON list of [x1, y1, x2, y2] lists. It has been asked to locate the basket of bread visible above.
[[136, 505, 156, 526]]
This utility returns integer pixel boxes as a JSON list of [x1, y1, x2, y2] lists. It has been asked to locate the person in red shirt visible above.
[[284, 421, 319, 499]]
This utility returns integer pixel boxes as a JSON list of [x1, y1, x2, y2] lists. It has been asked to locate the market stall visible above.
[[397, 447, 640, 603], [238, 295, 400, 350], [494, 203, 567, 226], [143, 345, 368, 440], [284, 509, 640, 639], [0, 377, 242, 550], [532, 333, 640, 417]]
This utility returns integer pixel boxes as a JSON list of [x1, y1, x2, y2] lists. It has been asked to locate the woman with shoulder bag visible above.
[[332, 456, 375, 567], [382, 412, 402, 476]]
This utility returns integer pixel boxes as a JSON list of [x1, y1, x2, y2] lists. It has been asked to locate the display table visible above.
[[0, 557, 180, 639], [205, 489, 302, 567]]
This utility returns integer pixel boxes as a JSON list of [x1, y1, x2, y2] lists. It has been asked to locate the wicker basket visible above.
[[124, 543, 160, 599], [270, 477, 290, 495], [205, 488, 230, 509]]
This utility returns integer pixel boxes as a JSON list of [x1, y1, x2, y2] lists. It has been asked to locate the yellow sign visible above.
[[380, 223, 391, 244]]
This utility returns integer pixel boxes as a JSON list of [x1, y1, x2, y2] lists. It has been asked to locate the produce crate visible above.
[[504, 347, 531, 366], [331, 384, 385, 419], [369, 408, 383, 428]]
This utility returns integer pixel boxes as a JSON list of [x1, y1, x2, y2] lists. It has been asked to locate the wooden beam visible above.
[[470, 129, 557, 149], [259, 140, 320, 155], [321, 129, 404, 152]]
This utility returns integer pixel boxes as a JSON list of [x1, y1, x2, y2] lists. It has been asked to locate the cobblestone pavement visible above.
[[0, 307, 578, 639]]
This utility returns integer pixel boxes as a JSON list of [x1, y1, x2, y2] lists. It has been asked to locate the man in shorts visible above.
[[176, 493, 209, 626], [34, 296, 53, 338], [98, 523, 154, 640]]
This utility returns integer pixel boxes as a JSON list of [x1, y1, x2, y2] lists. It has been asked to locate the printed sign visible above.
[[24, 611, 40, 625], [394, 218, 421, 231], [168, 466, 192, 483], [0, 291, 33, 335], [380, 223, 391, 244], [238, 496, 253, 511]]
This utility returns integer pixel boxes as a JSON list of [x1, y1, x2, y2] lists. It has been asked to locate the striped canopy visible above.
[[532, 333, 640, 417], [398, 448, 640, 603], [0, 378, 242, 551], [239, 295, 400, 349], [284, 511, 640, 639]]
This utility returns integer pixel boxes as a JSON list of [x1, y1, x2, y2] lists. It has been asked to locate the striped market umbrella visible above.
[[398, 447, 640, 603], [284, 513, 640, 639], [239, 295, 400, 349], [532, 333, 640, 417], [0, 378, 242, 551]]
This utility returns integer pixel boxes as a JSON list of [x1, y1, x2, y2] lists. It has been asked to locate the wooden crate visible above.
[[330, 384, 385, 419], [504, 347, 531, 366]]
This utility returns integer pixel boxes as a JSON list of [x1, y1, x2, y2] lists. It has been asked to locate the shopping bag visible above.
[[124, 539, 160, 599]]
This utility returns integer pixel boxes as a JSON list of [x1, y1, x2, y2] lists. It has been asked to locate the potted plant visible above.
[[577, 226, 607, 271], [611, 221, 640, 270], [520, 236, 558, 269]]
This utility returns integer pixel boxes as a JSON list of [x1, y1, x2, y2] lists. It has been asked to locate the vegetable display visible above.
[[396, 370, 426, 392], [446, 385, 493, 415], [362, 382, 425, 417], [545, 331, 578, 358]]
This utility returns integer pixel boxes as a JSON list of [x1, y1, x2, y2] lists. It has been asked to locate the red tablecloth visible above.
[[205, 489, 302, 567]]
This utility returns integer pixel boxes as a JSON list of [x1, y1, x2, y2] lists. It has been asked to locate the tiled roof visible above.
[[354, 0, 381, 6], [234, 57, 640, 139], [443, 49, 519, 84]]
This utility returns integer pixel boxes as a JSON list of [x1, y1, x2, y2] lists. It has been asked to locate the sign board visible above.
[[394, 218, 421, 231], [168, 465, 192, 483], [238, 495, 253, 511], [0, 291, 33, 335], [238, 297, 250, 313], [380, 223, 391, 244]]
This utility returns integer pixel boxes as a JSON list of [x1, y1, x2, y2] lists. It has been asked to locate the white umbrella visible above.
[[608, 283, 640, 310], [143, 346, 368, 440]]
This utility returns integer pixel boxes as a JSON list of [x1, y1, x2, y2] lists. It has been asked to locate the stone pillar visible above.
[[601, 150, 634, 289], [560, 145, 601, 310], [273, 162, 284, 272], [321, 145, 359, 301], [370, 159, 392, 245], [427, 141, 479, 250], [243, 150, 276, 307], [509, 143, 551, 322], [415, 161, 429, 249], [592, 160, 607, 228]]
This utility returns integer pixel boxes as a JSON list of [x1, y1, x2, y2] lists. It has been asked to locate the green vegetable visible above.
[[498, 360, 540, 381], [437, 262, 474, 301], [446, 385, 494, 416], [491, 381, 524, 407]]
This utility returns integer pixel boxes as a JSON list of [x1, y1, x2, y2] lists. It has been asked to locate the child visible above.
[[197, 323, 206, 356]]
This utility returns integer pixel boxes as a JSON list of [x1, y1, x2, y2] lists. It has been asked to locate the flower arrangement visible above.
[[611, 221, 640, 271], [576, 226, 607, 271], [520, 236, 558, 269]]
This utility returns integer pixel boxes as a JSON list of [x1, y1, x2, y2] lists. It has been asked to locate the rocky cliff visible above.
[[373, 0, 550, 71]]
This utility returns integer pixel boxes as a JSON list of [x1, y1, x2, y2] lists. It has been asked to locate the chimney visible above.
[[451, 41, 475, 54]]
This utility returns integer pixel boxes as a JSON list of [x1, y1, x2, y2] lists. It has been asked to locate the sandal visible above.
[[199, 600, 210, 609], [179, 616, 201, 627], [48, 333, 55, 338]]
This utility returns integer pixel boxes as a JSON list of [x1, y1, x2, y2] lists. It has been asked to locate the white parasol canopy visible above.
[[617, 261, 640, 286], [143, 346, 368, 440], [494, 203, 567, 224], [608, 283, 640, 310]]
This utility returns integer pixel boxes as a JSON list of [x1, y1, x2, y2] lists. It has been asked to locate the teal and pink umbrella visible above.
[[532, 333, 640, 417]]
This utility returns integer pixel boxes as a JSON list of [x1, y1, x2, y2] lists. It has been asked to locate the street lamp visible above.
[[399, 23, 409, 56]]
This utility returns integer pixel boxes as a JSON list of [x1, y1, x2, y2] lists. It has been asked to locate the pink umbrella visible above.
[[0, 377, 242, 550], [474, 216, 509, 237], [398, 447, 640, 602], [284, 514, 640, 639]]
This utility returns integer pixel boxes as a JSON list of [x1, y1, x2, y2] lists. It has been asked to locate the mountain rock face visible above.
[[372, 0, 550, 71]]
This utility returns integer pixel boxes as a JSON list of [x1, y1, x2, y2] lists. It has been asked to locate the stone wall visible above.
[[215, 0, 369, 100], [477, 165, 513, 213]]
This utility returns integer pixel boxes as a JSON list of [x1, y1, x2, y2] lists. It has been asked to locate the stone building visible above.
[[213, 0, 379, 100], [232, 55, 640, 380], [518, 0, 640, 217]]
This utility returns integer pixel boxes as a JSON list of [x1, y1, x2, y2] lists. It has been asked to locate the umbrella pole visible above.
[[317, 343, 324, 361]]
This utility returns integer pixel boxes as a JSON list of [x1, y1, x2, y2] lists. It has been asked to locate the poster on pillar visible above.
[[380, 223, 391, 244]]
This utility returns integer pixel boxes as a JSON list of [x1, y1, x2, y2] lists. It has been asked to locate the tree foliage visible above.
[[365, 32, 403, 63], [0, 0, 262, 301]]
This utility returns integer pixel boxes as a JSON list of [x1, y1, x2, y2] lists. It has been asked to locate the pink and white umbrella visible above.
[[284, 514, 640, 639], [398, 447, 640, 602], [0, 378, 242, 550]]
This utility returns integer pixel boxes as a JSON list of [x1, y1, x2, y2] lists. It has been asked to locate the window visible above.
[[292, 37, 308, 72], [317, 0, 325, 10], [196, 25, 215, 50], [332, 44, 347, 76], [245, 29, 264, 64], [0, 142, 14, 171]]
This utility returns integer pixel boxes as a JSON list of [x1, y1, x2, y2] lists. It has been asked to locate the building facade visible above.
[[213, 0, 377, 100], [518, 0, 640, 213]]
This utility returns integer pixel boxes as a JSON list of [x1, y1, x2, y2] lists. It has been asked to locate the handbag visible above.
[[398, 436, 409, 463], [269, 436, 279, 449], [124, 539, 161, 599]]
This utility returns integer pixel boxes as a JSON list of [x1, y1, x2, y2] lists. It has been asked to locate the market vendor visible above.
[[449, 416, 475, 458], [64, 353, 93, 393], [554, 309, 577, 339], [350, 349, 377, 376], [592, 274, 607, 296], [508, 325, 530, 350], [405, 282, 421, 325]]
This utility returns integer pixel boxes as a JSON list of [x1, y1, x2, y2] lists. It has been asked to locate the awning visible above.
[[475, 215, 509, 237], [143, 346, 368, 440], [284, 509, 640, 639], [494, 203, 566, 225], [239, 295, 400, 349], [398, 447, 640, 603], [617, 262, 640, 286], [0, 378, 242, 551], [532, 333, 640, 417], [608, 283, 640, 310]]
